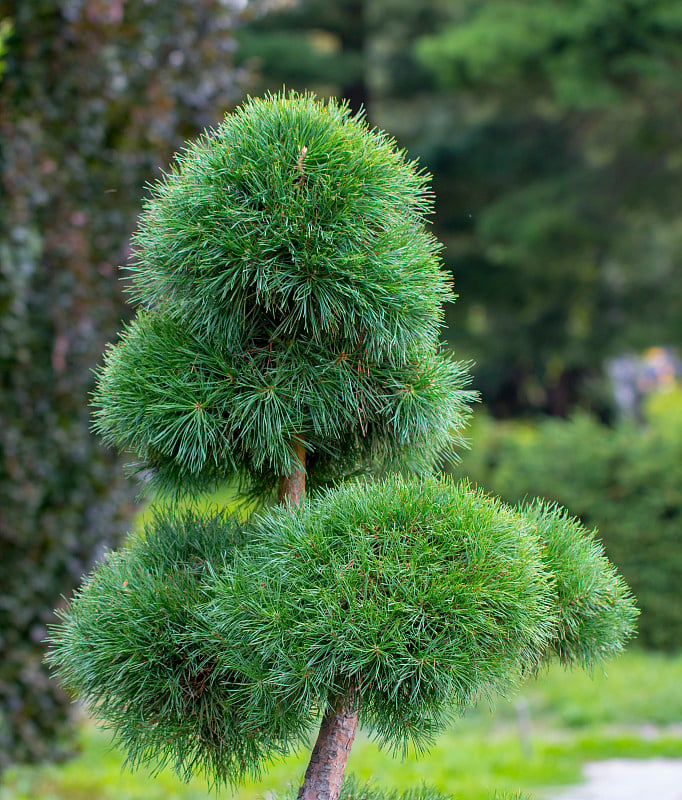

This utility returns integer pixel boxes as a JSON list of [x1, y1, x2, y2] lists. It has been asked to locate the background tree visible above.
[[49, 93, 636, 800], [238, 0, 369, 115], [415, 0, 682, 415], [0, 0, 248, 772], [236, 0, 453, 123]]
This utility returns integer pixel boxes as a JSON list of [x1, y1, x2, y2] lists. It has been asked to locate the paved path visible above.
[[550, 759, 682, 800]]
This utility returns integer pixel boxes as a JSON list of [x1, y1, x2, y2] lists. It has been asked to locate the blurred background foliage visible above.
[[1, 0, 680, 785]]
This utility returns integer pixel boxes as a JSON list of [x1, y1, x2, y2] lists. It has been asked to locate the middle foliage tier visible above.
[[92, 307, 474, 496]]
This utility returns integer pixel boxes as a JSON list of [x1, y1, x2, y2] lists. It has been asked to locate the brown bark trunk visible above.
[[297, 689, 359, 800], [278, 442, 358, 800], [277, 438, 306, 507]]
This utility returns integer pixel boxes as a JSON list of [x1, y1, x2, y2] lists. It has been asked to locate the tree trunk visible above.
[[278, 438, 306, 506], [297, 689, 359, 800], [277, 442, 358, 800]]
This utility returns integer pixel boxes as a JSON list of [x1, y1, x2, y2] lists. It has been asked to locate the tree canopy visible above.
[[416, 0, 682, 413]]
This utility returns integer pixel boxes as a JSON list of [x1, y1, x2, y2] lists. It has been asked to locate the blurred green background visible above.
[[1, 0, 680, 797]]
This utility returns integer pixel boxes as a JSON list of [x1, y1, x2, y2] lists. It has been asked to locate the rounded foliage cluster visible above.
[[202, 477, 555, 752], [47, 509, 306, 787], [48, 476, 637, 787], [92, 93, 473, 496], [130, 93, 445, 352]]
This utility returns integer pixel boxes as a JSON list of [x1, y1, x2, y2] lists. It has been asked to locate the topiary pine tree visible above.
[[48, 93, 637, 800]]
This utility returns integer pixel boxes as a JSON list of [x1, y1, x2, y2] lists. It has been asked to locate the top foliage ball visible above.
[[93, 93, 472, 495], [129, 91, 449, 355]]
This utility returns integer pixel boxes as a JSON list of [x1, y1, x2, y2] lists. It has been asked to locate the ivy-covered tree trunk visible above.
[[0, 0, 246, 772]]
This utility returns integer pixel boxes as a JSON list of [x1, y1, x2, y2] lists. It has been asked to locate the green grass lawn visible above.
[[2, 651, 681, 800]]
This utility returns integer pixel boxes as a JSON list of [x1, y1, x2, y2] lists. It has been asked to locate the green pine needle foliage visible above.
[[524, 501, 639, 669], [201, 477, 555, 756], [49, 476, 636, 787], [47, 508, 308, 788], [92, 92, 473, 497], [50, 92, 637, 794]]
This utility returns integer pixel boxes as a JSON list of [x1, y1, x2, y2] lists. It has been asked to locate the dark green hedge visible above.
[[451, 393, 682, 651], [0, 0, 247, 772]]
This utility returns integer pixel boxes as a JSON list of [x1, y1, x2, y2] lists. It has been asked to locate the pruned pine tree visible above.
[[48, 94, 637, 800]]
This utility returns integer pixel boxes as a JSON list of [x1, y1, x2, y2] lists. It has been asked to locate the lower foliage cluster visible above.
[[48, 475, 637, 788]]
